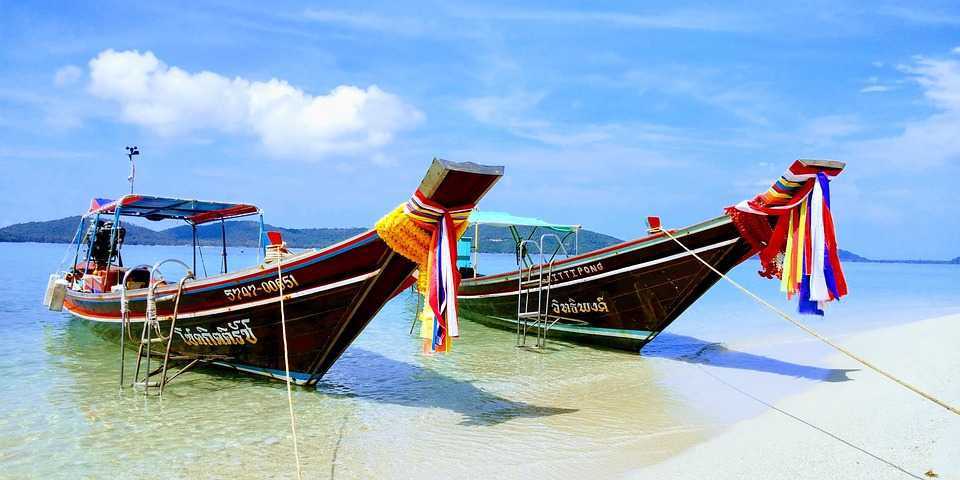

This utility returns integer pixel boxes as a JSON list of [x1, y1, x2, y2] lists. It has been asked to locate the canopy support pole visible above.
[[257, 214, 265, 265], [192, 223, 197, 274], [472, 223, 480, 276], [220, 219, 227, 274], [82, 213, 100, 273], [71, 217, 86, 274], [105, 207, 123, 287]]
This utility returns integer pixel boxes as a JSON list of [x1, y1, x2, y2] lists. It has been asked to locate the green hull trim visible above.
[[485, 315, 655, 340]]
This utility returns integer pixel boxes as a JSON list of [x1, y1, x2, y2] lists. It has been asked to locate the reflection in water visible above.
[[644, 333, 856, 382], [35, 301, 687, 479], [13, 245, 942, 478], [318, 349, 578, 426]]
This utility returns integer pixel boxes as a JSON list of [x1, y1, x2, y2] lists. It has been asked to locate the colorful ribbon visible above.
[[727, 161, 848, 315], [375, 190, 473, 353], [404, 191, 473, 352]]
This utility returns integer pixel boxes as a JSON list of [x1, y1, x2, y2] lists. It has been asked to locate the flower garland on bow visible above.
[[726, 161, 848, 315], [376, 190, 474, 352]]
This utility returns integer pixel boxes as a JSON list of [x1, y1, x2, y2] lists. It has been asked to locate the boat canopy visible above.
[[85, 195, 261, 225], [468, 211, 580, 233]]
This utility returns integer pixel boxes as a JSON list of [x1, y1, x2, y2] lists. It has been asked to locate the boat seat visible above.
[[124, 268, 151, 290], [76, 264, 126, 293]]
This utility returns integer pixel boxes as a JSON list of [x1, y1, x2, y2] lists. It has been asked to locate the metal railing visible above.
[[120, 259, 195, 397], [516, 234, 569, 349]]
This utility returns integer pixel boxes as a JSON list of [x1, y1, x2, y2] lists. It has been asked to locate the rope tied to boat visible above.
[[275, 257, 303, 479], [375, 189, 474, 352], [660, 227, 960, 417]]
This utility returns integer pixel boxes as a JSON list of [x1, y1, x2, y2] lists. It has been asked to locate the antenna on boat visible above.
[[125, 146, 139, 194]]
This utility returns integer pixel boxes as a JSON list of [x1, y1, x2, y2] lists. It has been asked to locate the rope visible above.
[[276, 258, 303, 480], [197, 244, 208, 278], [661, 228, 960, 417], [694, 364, 924, 479]]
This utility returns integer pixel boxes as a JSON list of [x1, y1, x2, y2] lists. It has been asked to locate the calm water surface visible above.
[[1, 242, 957, 479]]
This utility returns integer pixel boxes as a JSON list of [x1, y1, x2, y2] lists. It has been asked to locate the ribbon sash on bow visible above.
[[727, 162, 848, 315], [403, 190, 473, 352]]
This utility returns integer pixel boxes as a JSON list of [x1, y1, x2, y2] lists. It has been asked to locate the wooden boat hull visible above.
[[457, 215, 755, 351], [62, 159, 503, 385]]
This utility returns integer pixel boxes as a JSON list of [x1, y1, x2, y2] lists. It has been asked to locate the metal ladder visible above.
[[516, 234, 569, 349], [120, 259, 195, 397]]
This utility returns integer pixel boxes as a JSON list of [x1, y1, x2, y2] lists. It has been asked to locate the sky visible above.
[[1, 1, 958, 259]]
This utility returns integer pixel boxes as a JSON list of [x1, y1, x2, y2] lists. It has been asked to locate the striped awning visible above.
[[86, 195, 260, 224]]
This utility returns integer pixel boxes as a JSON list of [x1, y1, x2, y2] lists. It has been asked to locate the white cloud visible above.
[[54, 65, 83, 87], [953, 46, 960, 55], [302, 9, 426, 35], [860, 85, 892, 93], [300, 7, 756, 36], [849, 54, 960, 167], [461, 89, 762, 151], [900, 56, 960, 111], [462, 92, 546, 126], [87, 49, 423, 158], [802, 115, 863, 143], [617, 67, 773, 125], [461, 92, 616, 147], [455, 7, 756, 32], [876, 6, 960, 26], [371, 152, 398, 167]]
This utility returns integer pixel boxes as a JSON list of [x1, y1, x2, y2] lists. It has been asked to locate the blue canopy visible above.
[[86, 195, 261, 224]]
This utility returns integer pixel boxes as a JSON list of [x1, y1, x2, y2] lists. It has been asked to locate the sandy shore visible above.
[[632, 313, 960, 480]]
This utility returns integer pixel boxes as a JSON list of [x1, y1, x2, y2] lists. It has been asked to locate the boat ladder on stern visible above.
[[121, 259, 199, 397], [516, 234, 569, 350]]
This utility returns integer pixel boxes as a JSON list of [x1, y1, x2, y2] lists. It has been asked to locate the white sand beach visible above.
[[632, 313, 960, 480]]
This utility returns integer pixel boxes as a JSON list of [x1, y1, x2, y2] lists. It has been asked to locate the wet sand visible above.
[[632, 314, 960, 480]]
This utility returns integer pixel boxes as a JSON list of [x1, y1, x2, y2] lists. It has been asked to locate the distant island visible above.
[[838, 249, 960, 265], [0, 216, 623, 254], [1, 216, 956, 264]]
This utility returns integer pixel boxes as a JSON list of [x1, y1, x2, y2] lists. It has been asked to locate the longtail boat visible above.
[[43, 158, 504, 387], [456, 160, 847, 351]]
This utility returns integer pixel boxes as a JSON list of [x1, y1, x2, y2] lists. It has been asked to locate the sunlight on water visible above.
[[1, 243, 957, 478]]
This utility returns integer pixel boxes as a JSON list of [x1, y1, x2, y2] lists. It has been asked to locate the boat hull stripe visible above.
[[71, 231, 379, 302], [459, 238, 739, 299], [484, 315, 654, 339], [65, 270, 380, 322]]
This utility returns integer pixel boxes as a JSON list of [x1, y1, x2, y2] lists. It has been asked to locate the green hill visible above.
[[4, 217, 954, 262], [0, 217, 621, 253], [0, 216, 172, 245], [466, 225, 622, 255], [838, 249, 870, 262]]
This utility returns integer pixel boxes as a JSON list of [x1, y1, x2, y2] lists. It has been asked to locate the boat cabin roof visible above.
[[469, 210, 580, 233], [86, 195, 261, 225]]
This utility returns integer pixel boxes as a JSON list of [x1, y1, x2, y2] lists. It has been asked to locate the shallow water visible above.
[[1, 242, 957, 478]]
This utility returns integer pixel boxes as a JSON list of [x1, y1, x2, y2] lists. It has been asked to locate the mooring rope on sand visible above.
[[661, 228, 960, 417], [276, 259, 304, 480], [694, 364, 925, 479]]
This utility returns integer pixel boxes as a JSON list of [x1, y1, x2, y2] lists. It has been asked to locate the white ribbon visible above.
[[809, 179, 829, 301]]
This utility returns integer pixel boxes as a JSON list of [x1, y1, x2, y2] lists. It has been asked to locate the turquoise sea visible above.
[[1, 242, 958, 479]]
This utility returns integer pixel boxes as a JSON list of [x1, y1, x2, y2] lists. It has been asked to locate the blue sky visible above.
[[1, 1, 959, 259]]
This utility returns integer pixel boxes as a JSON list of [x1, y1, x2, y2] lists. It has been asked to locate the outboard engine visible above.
[[85, 220, 126, 269]]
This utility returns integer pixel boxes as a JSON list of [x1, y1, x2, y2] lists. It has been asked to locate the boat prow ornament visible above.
[[725, 159, 848, 315]]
